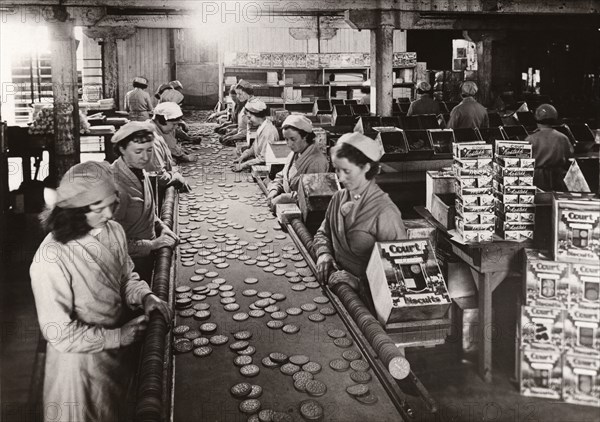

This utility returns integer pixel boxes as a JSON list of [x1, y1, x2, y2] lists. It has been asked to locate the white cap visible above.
[[282, 115, 313, 133], [336, 132, 384, 161], [461, 81, 478, 96], [245, 98, 267, 113], [154, 102, 183, 120]]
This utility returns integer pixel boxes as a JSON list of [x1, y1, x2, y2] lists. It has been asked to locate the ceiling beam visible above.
[[2, 1, 599, 15]]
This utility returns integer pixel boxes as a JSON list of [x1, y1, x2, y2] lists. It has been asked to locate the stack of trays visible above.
[[493, 141, 536, 241], [452, 142, 495, 242]]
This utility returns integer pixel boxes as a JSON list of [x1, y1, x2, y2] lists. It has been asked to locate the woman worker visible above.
[[232, 98, 279, 172], [220, 80, 253, 147], [111, 121, 179, 282], [266, 115, 329, 209], [313, 132, 407, 309], [525, 103, 574, 191], [124, 76, 154, 121], [30, 161, 171, 422]]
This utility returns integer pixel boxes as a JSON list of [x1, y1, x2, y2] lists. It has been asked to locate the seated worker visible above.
[[210, 86, 240, 134], [124, 76, 154, 121], [220, 80, 253, 146], [30, 161, 171, 422], [152, 102, 197, 163], [266, 115, 329, 209], [447, 81, 489, 129], [358, 80, 371, 106], [526, 104, 574, 191], [232, 98, 279, 172], [154, 82, 172, 100], [313, 132, 407, 310], [159, 80, 184, 103], [407, 81, 441, 116], [111, 122, 179, 282], [143, 116, 191, 193]]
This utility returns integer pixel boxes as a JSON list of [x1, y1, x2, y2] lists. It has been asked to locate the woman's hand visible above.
[[316, 253, 338, 285], [119, 315, 148, 347], [328, 270, 359, 291], [152, 232, 177, 250], [143, 293, 172, 324]]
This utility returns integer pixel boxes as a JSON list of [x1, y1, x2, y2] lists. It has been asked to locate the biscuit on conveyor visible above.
[[319, 306, 336, 316], [234, 355, 253, 367], [346, 384, 370, 397], [230, 382, 252, 398], [247, 384, 263, 399], [192, 346, 212, 357], [239, 399, 261, 414], [173, 325, 190, 335], [267, 320, 284, 329], [199, 322, 217, 334], [234, 331, 253, 340], [305, 380, 327, 397], [261, 356, 280, 368], [240, 364, 261, 377], [173, 338, 193, 354], [301, 362, 322, 374], [355, 393, 378, 405], [289, 355, 310, 366], [280, 363, 301, 376], [350, 370, 372, 384], [238, 345, 256, 356], [327, 329, 346, 339], [329, 358, 350, 372], [269, 352, 289, 364], [230, 340, 250, 351], [209, 334, 229, 345], [342, 350, 361, 361], [333, 337, 353, 348], [282, 324, 300, 334]]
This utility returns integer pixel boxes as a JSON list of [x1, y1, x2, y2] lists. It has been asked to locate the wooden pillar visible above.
[[101, 36, 119, 105], [476, 37, 493, 108], [369, 31, 377, 114], [373, 24, 394, 117], [84, 27, 136, 109], [49, 17, 80, 180]]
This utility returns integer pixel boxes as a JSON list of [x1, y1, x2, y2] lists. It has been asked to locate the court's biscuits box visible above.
[[493, 181, 537, 196], [454, 181, 493, 197], [570, 264, 600, 310], [456, 212, 496, 225], [524, 249, 570, 309], [520, 305, 565, 349], [496, 202, 536, 214], [564, 305, 600, 356], [551, 194, 600, 265], [366, 239, 451, 325], [494, 164, 535, 178], [518, 344, 563, 400], [455, 217, 495, 234], [497, 211, 535, 223], [495, 176, 534, 187], [495, 192, 535, 205], [453, 142, 493, 159], [455, 198, 494, 215], [562, 351, 600, 407], [495, 157, 535, 168], [497, 220, 536, 232], [458, 230, 494, 243], [455, 175, 493, 189], [495, 140, 533, 158], [498, 230, 534, 242]]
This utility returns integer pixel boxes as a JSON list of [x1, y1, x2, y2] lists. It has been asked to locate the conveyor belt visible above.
[[168, 140, 410, 421]]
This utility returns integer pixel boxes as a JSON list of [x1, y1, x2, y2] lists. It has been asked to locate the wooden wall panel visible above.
[[117, 28, 170, 108]]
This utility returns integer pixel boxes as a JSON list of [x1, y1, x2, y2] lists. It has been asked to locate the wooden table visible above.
[[415, 206, 532, 382]]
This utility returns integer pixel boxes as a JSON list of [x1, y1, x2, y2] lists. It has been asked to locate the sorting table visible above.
[[415, 206, 532, 383], [169, 140, 407, 421]]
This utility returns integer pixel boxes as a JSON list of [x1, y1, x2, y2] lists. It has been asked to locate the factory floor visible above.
[[1, 112, 598, 422]]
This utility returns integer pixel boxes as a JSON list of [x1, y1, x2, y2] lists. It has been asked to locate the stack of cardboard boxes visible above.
[[493, 141, 536, 241], [518, 193, 600, 407], [452, 142, 495, 242]]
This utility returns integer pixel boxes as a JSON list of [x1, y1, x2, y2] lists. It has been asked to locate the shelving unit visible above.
[[220, 52, 417, 106]]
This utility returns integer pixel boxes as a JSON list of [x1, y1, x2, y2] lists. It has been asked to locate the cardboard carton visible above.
[[265, 143, 291, 166], [297, 173, 340, 233], [564, 305, 600, 356], [495, 140, 533, 158], [524, 249, 570, 309], [366, 239, 451, 325], [518, 344, 563, 400], [562, 351, 600, 407], [552, 193, 600, 265], [570, 264, 600, 310], [520, 306, 565, 349], [276, 203, 302, 225], [453, 142, 492, 159]]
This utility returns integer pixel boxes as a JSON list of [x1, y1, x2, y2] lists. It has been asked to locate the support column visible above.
[[84, 27, 136, 109], [476, 36, 493, 108], [369, 31, 377, 114], [102, 36, 119, 104], [373, 24, 394, 117], [49, 16, 80, 180]]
